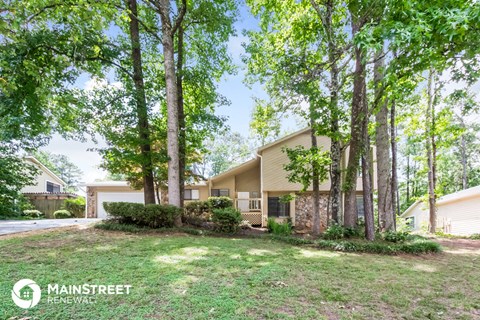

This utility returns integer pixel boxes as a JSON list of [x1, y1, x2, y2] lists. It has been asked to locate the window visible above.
[[185, 189, 200, 200], [46, 181, 61, 193], [406, 217, 415, 229], [211, 189, 229, 197], [268, 197, 290, 217], [356, 195, 364, 218]]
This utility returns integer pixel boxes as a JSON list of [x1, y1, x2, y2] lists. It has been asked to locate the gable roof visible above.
[[25, 156, 66, 186], [400, 185, 480, 218], [257, 127, 310, 153], [437, 185, 480, 205]]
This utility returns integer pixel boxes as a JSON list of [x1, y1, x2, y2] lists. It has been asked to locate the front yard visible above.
[[0, 227, 479, 319]]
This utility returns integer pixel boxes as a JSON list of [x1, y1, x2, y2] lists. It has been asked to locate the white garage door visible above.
[[97, 192, 145, 219]]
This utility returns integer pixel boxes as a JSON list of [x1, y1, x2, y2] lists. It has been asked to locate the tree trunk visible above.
[[391, 99, 399, 227], [158, 0, 183, 226], [127, 0, 156, 204], [374, 49, 394, 232], [343, 18, 365, 228], [310, 122, 321, 235], [460, 132, 468, 189], [426, 68, 436, 233], [325, 0, 341, 224], [177, 25, 186, 208], [361, 78, 375, 241]]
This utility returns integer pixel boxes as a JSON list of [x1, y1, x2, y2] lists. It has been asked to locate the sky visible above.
[[40, 2, 284, 183]]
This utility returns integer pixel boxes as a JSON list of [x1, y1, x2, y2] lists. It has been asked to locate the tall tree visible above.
[[33, 151, 83, 192], [127, 0, 156, 204], [373, 48, 394, 231]]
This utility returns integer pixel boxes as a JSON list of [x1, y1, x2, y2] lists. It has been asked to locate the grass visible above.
[[1, 227, 479, 319]]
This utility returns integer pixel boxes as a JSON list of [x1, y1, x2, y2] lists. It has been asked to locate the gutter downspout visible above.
[[256, 153, 264, 227]]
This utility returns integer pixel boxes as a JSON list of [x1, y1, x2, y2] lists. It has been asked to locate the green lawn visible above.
[[1, 228, 479, 319]]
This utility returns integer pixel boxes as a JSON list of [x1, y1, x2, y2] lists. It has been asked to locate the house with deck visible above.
[[86, 128, 372, 231]]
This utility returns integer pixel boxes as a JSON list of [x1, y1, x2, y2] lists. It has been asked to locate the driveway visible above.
[[0, 218, 101, 236]]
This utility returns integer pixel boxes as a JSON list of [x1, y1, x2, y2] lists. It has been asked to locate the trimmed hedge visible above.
[[23, 210, 44, 218], [184, 201, 210, 216], [54, 210, 72, 219], [208, 197, 233, 209], [211, 207, 242, 233], [103, 202, 181, 228]]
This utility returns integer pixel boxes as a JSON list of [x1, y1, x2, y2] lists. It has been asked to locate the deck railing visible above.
[[235, 198, 262, 212]]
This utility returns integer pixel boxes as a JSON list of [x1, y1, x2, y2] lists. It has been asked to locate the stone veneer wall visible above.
[[294, 193, 329, 232], [86, 187, 96, 218]]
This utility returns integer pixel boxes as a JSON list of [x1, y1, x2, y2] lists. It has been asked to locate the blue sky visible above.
[[41, 2, 286, 182]]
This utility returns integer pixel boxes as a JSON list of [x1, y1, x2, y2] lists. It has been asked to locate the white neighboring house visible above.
[[400, 185, 480, 236], [21, 156, 66, 193]]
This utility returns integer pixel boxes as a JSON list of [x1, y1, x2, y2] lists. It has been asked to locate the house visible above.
[[22, 156, 66, 193], [86, 128, 372, 231], [21, 156, 78, 217], [400, 186, 480, 235]]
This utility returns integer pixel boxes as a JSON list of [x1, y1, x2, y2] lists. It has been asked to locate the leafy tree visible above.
[[0, 144, 37, 216], [196, 131, 253, 178]]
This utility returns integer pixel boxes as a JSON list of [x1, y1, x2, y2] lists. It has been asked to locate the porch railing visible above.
[[235, 198, 262, 212]]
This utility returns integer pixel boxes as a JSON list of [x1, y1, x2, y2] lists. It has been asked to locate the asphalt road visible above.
[[0, 218, 101, 236]]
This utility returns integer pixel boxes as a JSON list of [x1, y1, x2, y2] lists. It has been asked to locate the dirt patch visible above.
[[0, 225, 86, 240], [435, 238, 480, 250]]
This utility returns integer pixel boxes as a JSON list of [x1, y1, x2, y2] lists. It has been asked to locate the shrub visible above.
[[470, 234, 480, 240], [211, 207, 242, 233], [323, 224, 345, 240], [208, 196, 233, 209], [54, 210, 72, 219], [23, 210, 44, 218], [383, 230, 410, 243], [103, 202, 144, 223], [183, 201, 211, 226], [103, 202, 181, 228], [267, 218, 292, 236], [143, 204, 181, 228], [64, 197, 86, 218], [184, 201, 210, 216]]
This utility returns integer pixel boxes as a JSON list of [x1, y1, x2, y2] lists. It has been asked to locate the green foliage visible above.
[[63, 197, 86, 218], [266, 218, 292, 236], [315, 239, 441, 255], [249, 99, 281, 146], [323, 224, 345, 240], [183, 201, 211, 226], [383, 231, 410, 243], [184, 201, 210, 216], [211, 207, 242, 233], [22, 210, 44, 219], [207, 197, 233, 209], [143, 204, 181, 228], [0, 146, 38, 216], [200, 131, 252, 177], [53, 210, 72, 219], [470, 234, 480, 240], [283, 146, 331, 192], [103, 202, 182, 228], [324, 224, 362, 240]]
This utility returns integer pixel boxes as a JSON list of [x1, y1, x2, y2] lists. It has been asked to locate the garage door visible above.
[[97, 192, 145, 219]]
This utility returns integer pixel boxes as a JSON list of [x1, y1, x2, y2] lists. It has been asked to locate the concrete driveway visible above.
[[0, 218, 101, 236]]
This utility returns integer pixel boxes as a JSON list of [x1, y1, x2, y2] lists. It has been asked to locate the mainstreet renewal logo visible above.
[[11, 279, 41, 309], [11, 279, 132, 309]]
